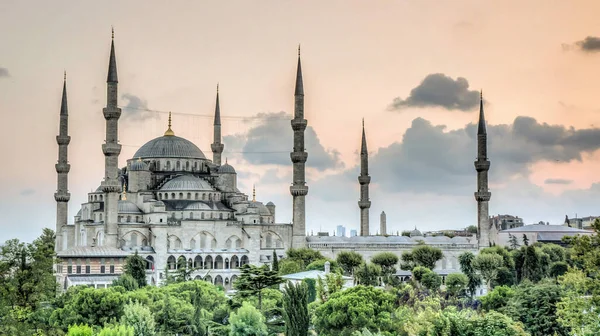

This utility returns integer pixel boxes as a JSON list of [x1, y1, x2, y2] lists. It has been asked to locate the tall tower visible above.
[[211, 84, 224, 166], [358, 119, 371, 236], [474, 92, 491, 248], [380, 211, 387, 236], [101, 29, 122, 247], [55, 73, 71, 252], [290, 46, 309, 247]]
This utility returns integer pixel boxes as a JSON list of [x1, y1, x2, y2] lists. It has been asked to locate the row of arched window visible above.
[[156, 160, 202, 172], [118, 215, 142, 223], [194, 274, 237, 288], [158, 192, 220, 201], [168, 211, 231, 221], [89, 194, 104, 202], [166, 255, 249, 270]]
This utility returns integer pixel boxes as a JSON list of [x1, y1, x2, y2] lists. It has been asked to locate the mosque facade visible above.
[[53, 33, 494, 290]]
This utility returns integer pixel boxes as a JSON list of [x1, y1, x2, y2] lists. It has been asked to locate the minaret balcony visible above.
[[102, 107, 122, 119], [291, 119, 307, 131], [54, 193, 71, 202], [102, 143, 122, 156], [358, 200, 371, 209], [55, 163, 71, 174], [211, 143, 224, 152], [474, 191, 491, 202], [56, 135, 71, 145], [101, 180, 121, 193], [474, 160, 490, 172], [358, 175, 371, 184], [290, 185, 308, 196], [290, 152, 308, 163]]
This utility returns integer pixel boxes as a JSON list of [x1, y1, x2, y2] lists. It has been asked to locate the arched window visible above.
[[209, 194, 212, 201], [97, 231, 104, 246], [194, 162, 198, 170], [100, 195, 103, 201], [99, 213, 103, 222], [215, 275, 223, 287], [131, 232, 138, 247], [156, 161, 160, 170], [166, 161, 171, 170], [167, 255, 176, 270], [231, 255, 239, 268], [188, 258, 193, 269], [146, 256, 154, 270], [127, 216, 131, 223], [135, 216, 140, 222], [201, 212, 205, 220], [186, 161, 190, 170], [219, 213, 223, 220], [194, 256, 203, 269], [179, 193, 183, 199], [204, 256, 213, 269], [211, 238, 217, 249], [215, 256, 224, 269], [195, 193, 199, 200], [266, 233, 272, 248], [241, 255, 249, 266], [176, 161, 181, 170], [235, 239, 242, 249], [177, 256, 186, 269], [171, 193, 175, 199], [94, 195, 98, 201], [231, 274, 238, 286], [190, 212, 194, 219], [164, 193, 168, 200], [190, 238, 196, 249], [202, 194, 206, 201], [204, 275, 212, 283]]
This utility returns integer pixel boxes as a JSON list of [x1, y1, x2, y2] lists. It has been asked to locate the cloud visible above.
[[575, 36, 600, 53], [0, 67, 10, 78], [388, 73, 480, 111], [20, 189, 35, 196], [120, 94, 159, 121], [223, 112, 343, 171], [544, 178, 573, 185]]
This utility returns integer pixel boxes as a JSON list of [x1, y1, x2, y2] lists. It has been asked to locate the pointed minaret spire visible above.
[[358, 119, 371, 236], [252, 184, 256, 202], [290, 46, 309, 247], [164, 111, 175, 136], [101, 29, 123, 248], [107, 27, 118, 83], [474, 90, 492, 247], [55, 73, 71, 251], [211, 83, 224, 165]]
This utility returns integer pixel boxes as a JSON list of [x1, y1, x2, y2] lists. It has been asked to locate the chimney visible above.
[[324, 261, 331, 274]]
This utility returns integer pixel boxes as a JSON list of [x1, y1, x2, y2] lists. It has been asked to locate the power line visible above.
[[118, 105, 290, 120], [119, 144, 289, 154]]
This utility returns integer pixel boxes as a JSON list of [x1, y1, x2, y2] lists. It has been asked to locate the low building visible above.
[[490, 215, 524, 230], [564, 216, 598, 230], [281, 262, 354, 289], [496, 224, 594, 247]]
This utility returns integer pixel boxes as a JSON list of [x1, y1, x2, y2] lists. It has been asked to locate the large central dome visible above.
[[133, 135, 206, 159]]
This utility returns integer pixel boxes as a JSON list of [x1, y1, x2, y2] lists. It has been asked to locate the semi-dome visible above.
[[161, 175, 214, 191], [218, 162, 236, 174], [118, 200, 142, 214], [130, 160, 149, 171], [184, 202, 212, 210], [133, 135, 206, 159]]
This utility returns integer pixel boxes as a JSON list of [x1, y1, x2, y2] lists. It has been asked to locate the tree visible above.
[[313, 286, 396, 336], [336, 251, 363, 276], [305, 258, 341, 273], [458, 252, 482, 297], [271, 250, 279, 272], [509, 234, 519, 249], [556, 270, 600, 335], [286, 248, 324, 267], [549, 261, 569, 278], [445, 273, 468, 298], [354, 262, 381, 286], [473, 253, 503, 292], [123, 251, 147, 287], [152, 292, 194, 335], [370, 252, 399, 278], [233, 264, 284, 310], [401, 230, 412, 237], [282, 282, 309, 336], [121, 301, 156, 336], [522, 234, 529, 246], [112, 274, 139, 291], [400, 245, 443, 270], [480, 285, 514, 312], [521, 245, 543, 282], [67, 324, 93, 336], [278, 259, 303, 275], [466, 225, 478, 234], [421, 271, 442, 292], [97, 324, 135, 336], [229, 302, 268, 336], [316, 273, 343, 302]]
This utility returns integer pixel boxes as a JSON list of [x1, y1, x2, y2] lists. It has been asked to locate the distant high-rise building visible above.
[[350, 229, 357, 237], [336, 225, 346, 237]]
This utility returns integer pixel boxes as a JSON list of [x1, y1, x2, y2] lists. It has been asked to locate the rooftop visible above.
[[502, 224, 593, 233]]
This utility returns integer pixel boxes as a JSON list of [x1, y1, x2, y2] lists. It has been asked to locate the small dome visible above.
[[118, 200, 142, 214], [184, 202, 212, 210], [409, 228, 423, 237], [133, 135, 206, 159], [161, 175, 214, 191], [266, 201, 275, 206], [130, 160, 149, 171], [218, 162, 236, 174]]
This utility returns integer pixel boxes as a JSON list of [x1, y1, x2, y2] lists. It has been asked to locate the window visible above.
[[127, 216, 131, 223], [190, 212, 194, 219], [164, 193, 168, 200], [201, 212, 205, 219], [100, 265, 105, 274], [187, 193, 191, 199], [166, 161, 171, 170], [76, 266, 82, 274], [176, 161, 181, 170], [85, 265, 90, 274], [195, 193, 199, 200], [186, 161, 190, 170], [67, 266, 73, 274], [110, 265, 115, 274], [219, 213, 223, 219], [179, 193, 183, 199]]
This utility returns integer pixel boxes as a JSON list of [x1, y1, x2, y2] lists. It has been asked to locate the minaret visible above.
[[380, 211, 387, 236], [290, 45, 309, 247], [358, 119, 371, 236], [55, 72, 71, 252], [474, 91, 491, 248], [101, 28, 122, 247], [211, 84, 224, 165]]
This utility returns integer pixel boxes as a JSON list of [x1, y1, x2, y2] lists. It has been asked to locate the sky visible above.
[[2, 0, 600, 242]]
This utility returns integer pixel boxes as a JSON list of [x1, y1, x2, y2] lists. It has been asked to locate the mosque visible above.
[[53, 32, 493, 290]]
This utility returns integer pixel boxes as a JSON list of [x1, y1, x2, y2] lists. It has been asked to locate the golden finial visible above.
[[252, 184, 256, 202], [64, 70, 66, 81], [111, 26, 114, 39], [122, 182, 127, 200], [362, 118, 364, 128], [298, 44, 301, 56], [164, 111, 175, 136]]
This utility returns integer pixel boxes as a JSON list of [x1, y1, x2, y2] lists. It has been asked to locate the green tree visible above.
[[271, 250, 279, 272], [509, 234, 520, 249], [458, 252, 482, 297], [316, 272, 343, 302], [97, 324, 135, 336], [67, 324, 93, 336], [229, 302, 268, 336], [152, 292, 194, 335], [50, 287, 126, 330], [466, 225, 478, 234], [303, 279, 317, 303], [556, 270, 600, 335], [278, 259, 304, 275], [473, 253, 503, 292], [354, 262, 381, 286], [445, 273, 468, 298], [336, 251, 363, 276], [549, 261, 569, 278], [480, 285, 514, 312], [401, 230, 412, 237], [112, 274, 139, 291], [233, 264, 284, 310], [400, 245, 443, 270], [306, 258, 341, 273], [522, 234, 529, 246], [521, 245, 543, 282], [371, 252, 399, 278], [120, 301, 156, 336], [282, 282, 309, 336], [123, 251, 147, 287], [421, 271, 442, 292], [286, 248, 324, 267], [313, 286, 396, 336]]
